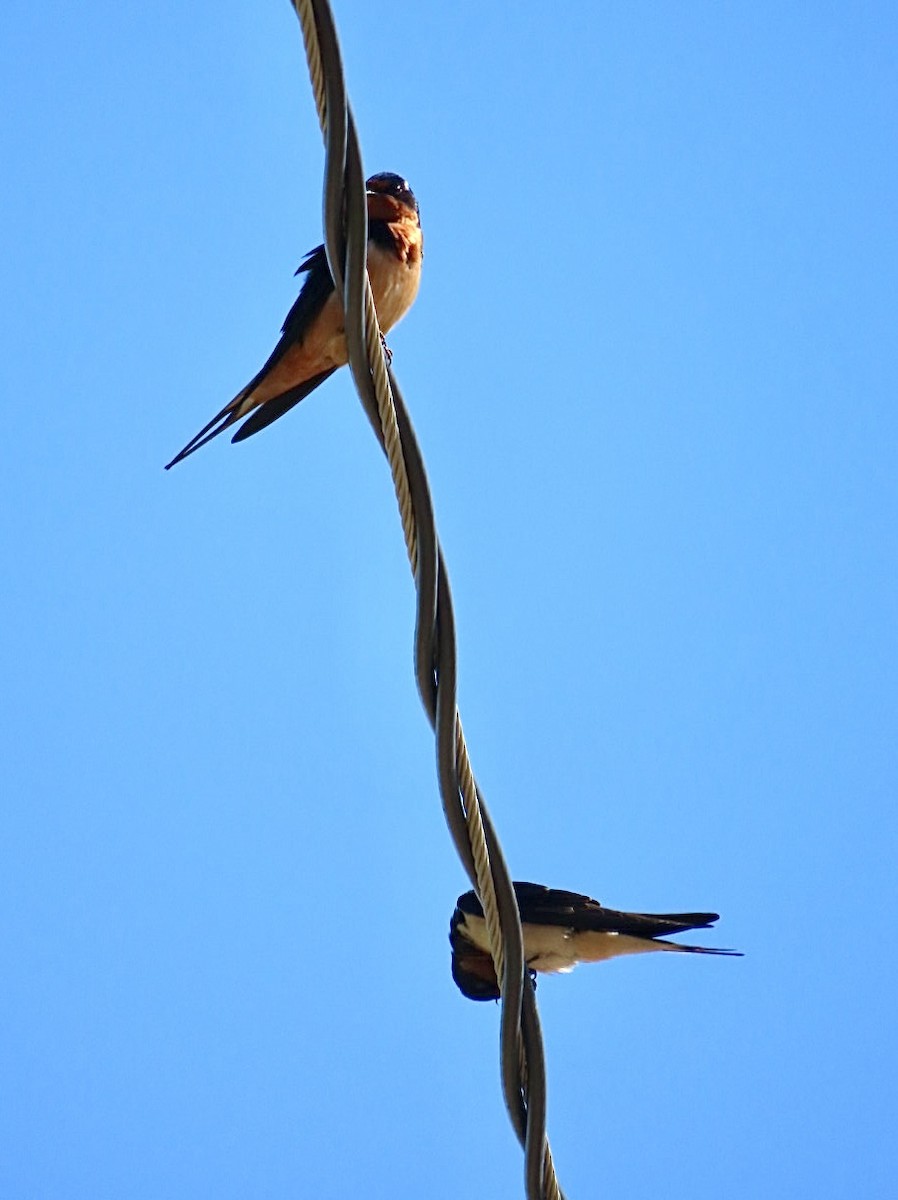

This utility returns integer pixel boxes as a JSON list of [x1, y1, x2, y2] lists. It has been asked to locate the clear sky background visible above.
[[2, 3, 896, 1197]]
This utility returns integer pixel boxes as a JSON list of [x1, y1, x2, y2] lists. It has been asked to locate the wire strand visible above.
[[290, 4, 563, 1196]]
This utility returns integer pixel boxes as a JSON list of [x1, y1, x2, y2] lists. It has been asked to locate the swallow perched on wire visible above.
[[164, 172, 422, 469], [450, 881, 741, 1001]]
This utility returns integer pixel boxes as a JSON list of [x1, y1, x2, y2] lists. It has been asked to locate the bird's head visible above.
[[366, 172, 419, 220]]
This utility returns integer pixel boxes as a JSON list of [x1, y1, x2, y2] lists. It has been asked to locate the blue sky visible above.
[[2, 3, 896, 1197]]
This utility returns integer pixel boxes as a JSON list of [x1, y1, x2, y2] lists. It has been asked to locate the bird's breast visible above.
[[461, 912, 579, 975], [368, 231, 422, 334], [521, 922, 580, 973]]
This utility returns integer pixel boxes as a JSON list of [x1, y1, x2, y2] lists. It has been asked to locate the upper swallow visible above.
[[450, 881, 741, 1001], [165, 172, 423, 469]]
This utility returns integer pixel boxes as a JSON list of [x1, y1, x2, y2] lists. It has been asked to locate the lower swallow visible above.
[[450, 881, 741, 1001]]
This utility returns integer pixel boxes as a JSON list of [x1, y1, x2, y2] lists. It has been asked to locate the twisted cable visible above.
[[290, 4, 563, 1196]]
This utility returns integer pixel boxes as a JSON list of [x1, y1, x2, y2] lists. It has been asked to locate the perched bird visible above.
[[450, 881, 741, 1001], [165, 172, 422, 469]]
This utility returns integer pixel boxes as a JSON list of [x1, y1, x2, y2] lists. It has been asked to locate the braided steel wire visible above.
[[290, 4, 564, 1198]]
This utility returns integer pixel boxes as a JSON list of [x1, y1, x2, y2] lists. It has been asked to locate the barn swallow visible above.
[[164, 172, 422, 469], [450, 881, 741, 1001]]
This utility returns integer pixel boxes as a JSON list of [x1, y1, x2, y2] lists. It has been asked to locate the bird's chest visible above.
[[522, 923, 580, 973], [367, 237, 421, 332], [461, 912, 580, 975]]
